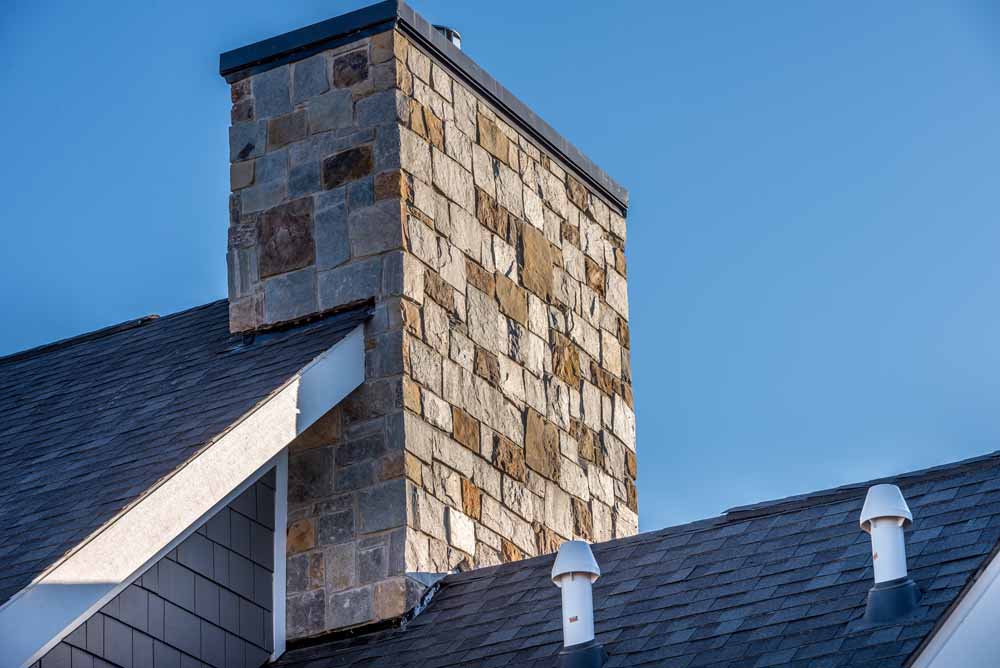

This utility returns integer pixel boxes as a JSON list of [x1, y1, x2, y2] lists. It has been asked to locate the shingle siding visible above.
[[32, 474, 276, 668]]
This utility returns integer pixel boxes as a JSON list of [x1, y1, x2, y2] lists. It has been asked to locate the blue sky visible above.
[[2, 1, 1000, 532]]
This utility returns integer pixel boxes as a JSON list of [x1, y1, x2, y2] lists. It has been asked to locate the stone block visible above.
[[287, 552, 324, 593], [520, 223, 553, 300], [421, 389, 453, 432], [501, 538, 523, 563], [552, 332, 581, 386], [408, 337, 443, 394], [230, 161, 254, 190], [229, 121, 266, 161], [289, 161, 321, 199], [317, 508, 355, 546], [492, 434, 525, 481], [287, 519, 316, 554], [477, 113, 509, 164], [308, 89, 354, 134], [605, 268, 628, 318], [525, 409, 560, 481], [323, 145, 374, 190], [495, 275, 527, 325], [348, 199, 403, 257], [287, 589, 325, 638], [259, 197, 315, 278], [318, 256, 381, 309], [263, 266, 317, 324], [332, 49, 369, 88], [446, 508, 476, 555], [572, 497, 592, 540], [293, 53, 330, 104], [544, 482, 573, 539], [252, 65, 292, 119], [466, 286, 502, 352], [267, 110, 307, 150], [357, 541, 387, 585], [327, 586, 373, 629], [314, 200, 350, 271], [431, 148, 474, 213], [452, 407, 480, 452], [461, 479, 481, 520], [473, 347, 500, 386], [358, 479, 406, 533], [357, 89, 408, 127], [326, 542, 356, 592]]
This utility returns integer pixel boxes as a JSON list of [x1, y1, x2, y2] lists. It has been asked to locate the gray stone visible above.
[[374, 123, 402, 172], [288, 161, 321, 199], [323, 145, 374, 189], [332, 50, 369, 88], [326, 542, 356, 592], [288, 447, 333, 504], [308, 89, 353, 133], [229, 121, 266, 161], [293, 54, 330, 104], [357, 543, 387, 584], [318, 257, 382, 309], [255, 148, 288, 184], [252, 65, 292, 119], [358, 479, 406, 533], [347, 177, 374, 210], [287, 589, 325, 638], [348, 199, 402, 257], [327, 586, 373, 629], [314, 203, 350, 271], [356, 90, 406, 127], [230, 161, 254, 190], [318, 509, 355, 546], [240, 179, 285, 214], [264, 267, 317, 324]]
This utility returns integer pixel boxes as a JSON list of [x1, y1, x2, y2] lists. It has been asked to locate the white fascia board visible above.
[[910, 547, 1000, 668], [0, 323, 365, 668]]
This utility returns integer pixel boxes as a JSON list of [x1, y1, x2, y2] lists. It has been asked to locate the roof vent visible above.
[[859, 484, 921, 623], [433, 25, 462, 49], [551, 541, 607, 668]]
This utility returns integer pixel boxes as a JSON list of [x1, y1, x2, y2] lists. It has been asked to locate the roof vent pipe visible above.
[[859, 484, 921, 623], [433, 25, 462, 49], [551, 541, 607, 668]]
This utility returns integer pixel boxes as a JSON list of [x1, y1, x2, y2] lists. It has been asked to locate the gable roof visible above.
[[275, 451, 1000, 668], [0, 299, 370, 608]]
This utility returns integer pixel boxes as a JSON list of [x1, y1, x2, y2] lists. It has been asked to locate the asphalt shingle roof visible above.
[[275, 451, 1000, 668], [0, 299, 370, 607]]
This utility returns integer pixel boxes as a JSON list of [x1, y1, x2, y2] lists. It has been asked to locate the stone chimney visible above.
[[220, 0, 635, 642]]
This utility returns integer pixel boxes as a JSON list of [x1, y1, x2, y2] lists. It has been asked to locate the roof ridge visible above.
[[0, 299, 228, 367]]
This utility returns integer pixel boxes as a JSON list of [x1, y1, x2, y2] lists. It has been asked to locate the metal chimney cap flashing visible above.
[[433, 24, 461, 49], [552, 541, 600, 586], [557, 639, 607, 668], [862, 576, 921, 624], [860, 484, 913, 533]]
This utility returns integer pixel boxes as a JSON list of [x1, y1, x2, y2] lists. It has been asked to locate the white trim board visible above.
[[0, 324, 365, 667], [910, 547, 1000, 668]]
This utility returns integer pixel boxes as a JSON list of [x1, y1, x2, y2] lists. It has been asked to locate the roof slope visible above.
[[0, 299, 369, 607], [276, 451, 1000, 668]]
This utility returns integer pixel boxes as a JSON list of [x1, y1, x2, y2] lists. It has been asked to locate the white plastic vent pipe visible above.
[[551, 541, 601, 647], [860, 484, 913, 584]]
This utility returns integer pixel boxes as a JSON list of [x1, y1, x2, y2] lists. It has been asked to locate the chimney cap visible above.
[[860, 484, 913, 533], [552, 541, 600, 586]]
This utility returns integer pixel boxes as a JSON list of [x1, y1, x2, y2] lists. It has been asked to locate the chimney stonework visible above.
[[224, 10, 634, 641]]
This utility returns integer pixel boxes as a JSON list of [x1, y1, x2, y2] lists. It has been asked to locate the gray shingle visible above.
[[274, 452, 1000, 668], [0, 299, 369, 606]]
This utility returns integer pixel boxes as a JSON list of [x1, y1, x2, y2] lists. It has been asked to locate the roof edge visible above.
[[218, 0, 629, 213]]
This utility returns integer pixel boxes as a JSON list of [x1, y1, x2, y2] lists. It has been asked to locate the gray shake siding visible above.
[[32, 472, 276, 668]]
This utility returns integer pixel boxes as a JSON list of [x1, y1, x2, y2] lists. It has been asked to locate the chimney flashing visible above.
[[219, 0, 629, 213]]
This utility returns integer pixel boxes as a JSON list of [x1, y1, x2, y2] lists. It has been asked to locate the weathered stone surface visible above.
[[359, 480, 406, 532], [422, 389, 453, 431], [446, 508, 476, 554], [475, 188, 508, 239], [318, 257, 381, 309], [230, 160, 254, 190], [314, 200, 350, 271], [229, 121, 266, 161], [328, 586, 373, 629], [268, 110, 307, 150], [495, 274, 527, 324], [478, 113, 509, 164], [332, 49, 369, 88], [473, 347, 500, 385], [258, 197, 315, 278], [264, 267, 317, 324], [432, 148, 474, 213], [492, 434, 526, 481], [552, 332, 581, 386], [374, 170, 410, 201], [501, 538, 523, 563], [566, 174, 589, 211], [520, 223, 553, 300], [323, 145, 374, 189], [466, 258, 495, 297], [584, 257, 605, 296], [308, 89, 354, 133], [525, 409, 560, 481], [461, 478, 482, 519], [452, 407, 480, 452], [572, 497, 592, 540], [287, 589, 325, 638], [424, 269, 455, 311], [287, 551, 325, 593], [289, 447, 333, 503], [318, 507, 355, 546], [349, 199, 403, 257], [533, 522, 561, 555], [287, 519, 316, 554], [293, 53, 329, 103], [252, 65, 292, 119]]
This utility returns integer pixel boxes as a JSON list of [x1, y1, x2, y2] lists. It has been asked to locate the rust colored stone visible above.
[[618, 317, 631, 350], [461, 478, 482, 520], [525, 409, 560, 481], [561, 221, 580, 248], [552, 332, 581, 386], [475, 188, 509, 239], [614, 246, 627, 277], [500, 538, 523, 563], [322, 145, 374, 189], [477, 113, 509, 164], [495, 274, 528, 325], [474, 347, 501, 385], [584, 257, 605, 296], [466, 258, 495, 297], [267, 110, 307, 150], [332, 49, 369, 88], [424, 108, 445, 151], [403, 376, 422, 413], [533, 522, 561, 555], [572, 498, 592, 540], [409, 99, 427, 139], [287, 519, 316, 554], [566, 174, 589, 212], [626, 478, 638, 512], [404, 452, 423, 485], [452, 407, 481, 452], [520, 222, 553, 300], [492, 434, 526, 481], [258, 197, 315, 278], [375, 170, 410, 201], [424, 269, 455, 311], [401, 299, 422, 337], [625, 449, 637, 480]]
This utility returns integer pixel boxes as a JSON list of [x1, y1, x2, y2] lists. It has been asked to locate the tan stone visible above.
[[533, 522, 561, 555], [477, 113, 509, 164], [566, 174, 589, 211], [409, 99, 427, 139], [403, 376, 422, 413], [552, 332, 581, 386], [375, 170, 410, 202], [424, 107, 445, 152], [405, 452, 423, 483], [474, 347, 501, 385], [614, 246, 627, 276], [625, 449, 637, 480], [452, 406, 481, 452], [618, 317, 631, 350], [424, 268, 455, 312], [561, 221, 580, 248], [626, 478, 638, 512], [500, 538, 523, 563], [401, 299, 422, 337], [584, 257, 605, 297], [287, 519, 316, 554], [461, 478, 482, 520], [492, 434, 526, 481], [520, 223, 553, 300], [495, 274, 527, 325], [525, 409, 560, 481], [572, 497, 593, 540], [475, 188, 509, 239], [466, 258, 495, 297]]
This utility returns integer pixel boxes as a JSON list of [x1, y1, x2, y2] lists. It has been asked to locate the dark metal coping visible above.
[[218, 0, 629, 213]]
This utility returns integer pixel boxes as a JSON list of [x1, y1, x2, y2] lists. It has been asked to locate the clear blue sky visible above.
[[3, 1, 1000, 532]]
